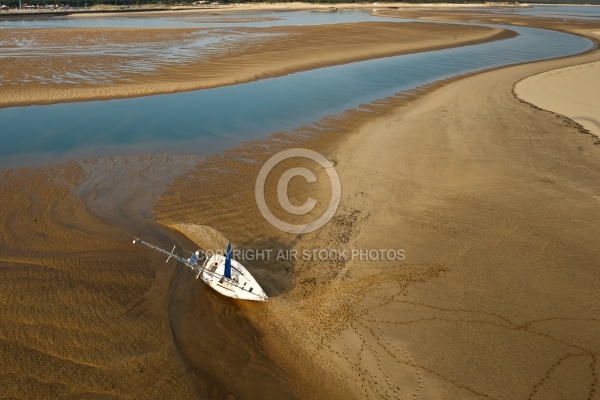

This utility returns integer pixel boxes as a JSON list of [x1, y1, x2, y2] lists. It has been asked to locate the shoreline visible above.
[[1, 0, 598, 21]]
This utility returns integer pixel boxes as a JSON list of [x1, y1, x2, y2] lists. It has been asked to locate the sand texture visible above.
[[0, 21, 511, 108], [0, 155, 351, 398], [0, 162, 199, 398], [314, 51, 600, 398]]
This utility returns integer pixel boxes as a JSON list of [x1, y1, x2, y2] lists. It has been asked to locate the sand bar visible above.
[[0, 21, 512, 108], [515, 60, 600, 138]]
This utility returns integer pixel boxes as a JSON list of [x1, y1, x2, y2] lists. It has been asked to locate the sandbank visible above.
[[0, 21, 512, 108], [515, 60, 600, 138]]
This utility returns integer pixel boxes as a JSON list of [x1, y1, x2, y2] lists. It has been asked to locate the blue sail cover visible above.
[[224, 243, 232, 279]]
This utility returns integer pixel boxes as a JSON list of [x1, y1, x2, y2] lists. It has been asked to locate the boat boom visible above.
[[130, 235, 203, 274]]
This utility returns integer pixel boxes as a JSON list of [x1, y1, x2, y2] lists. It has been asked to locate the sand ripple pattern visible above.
[[0, 163, 197, 398], [0, 27, 272, 86], [0, 22, 506, 107]]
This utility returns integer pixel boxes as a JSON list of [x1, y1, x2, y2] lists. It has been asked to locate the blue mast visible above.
[[224, 243, 232, 279]]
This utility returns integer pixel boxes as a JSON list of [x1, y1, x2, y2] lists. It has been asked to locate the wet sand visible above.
[[1, 7, 600, 400], [0, 13, 509, 399], [0, 21, 511, 108], [0, 160, 199, 398], [0, 155, 350, 398]]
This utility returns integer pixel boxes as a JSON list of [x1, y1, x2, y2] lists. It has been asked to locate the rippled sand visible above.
[[1, 14, 506, 398], [0, 160, 199, 398], [156, 58, 600, 400]]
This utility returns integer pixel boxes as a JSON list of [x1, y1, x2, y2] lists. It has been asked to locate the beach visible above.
[[1, 4, 599, 399]]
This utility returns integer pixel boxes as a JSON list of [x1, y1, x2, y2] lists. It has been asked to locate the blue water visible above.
[[0, 13, 594, 168]]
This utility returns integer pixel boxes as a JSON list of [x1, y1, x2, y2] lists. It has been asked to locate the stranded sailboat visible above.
[[131, 236, 268, 302]]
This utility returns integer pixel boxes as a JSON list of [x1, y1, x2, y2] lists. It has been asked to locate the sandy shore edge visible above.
[[64, 2, 531, 19]]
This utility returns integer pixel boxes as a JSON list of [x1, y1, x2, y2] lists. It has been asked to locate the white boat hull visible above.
[[199, 255, 268, 302]]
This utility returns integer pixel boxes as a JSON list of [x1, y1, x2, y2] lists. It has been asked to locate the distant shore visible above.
[[0, 1, 529, 19], [0, 8, 172, 19], [5, 0, 600, 21]]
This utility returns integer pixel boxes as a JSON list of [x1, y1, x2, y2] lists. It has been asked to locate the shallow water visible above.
[[0, 11, 594, 169]]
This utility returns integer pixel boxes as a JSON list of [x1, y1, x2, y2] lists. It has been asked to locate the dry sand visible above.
[[515, 60, 600, 138], [1, 7, 600, 400], [0, 21, 511, 108]]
